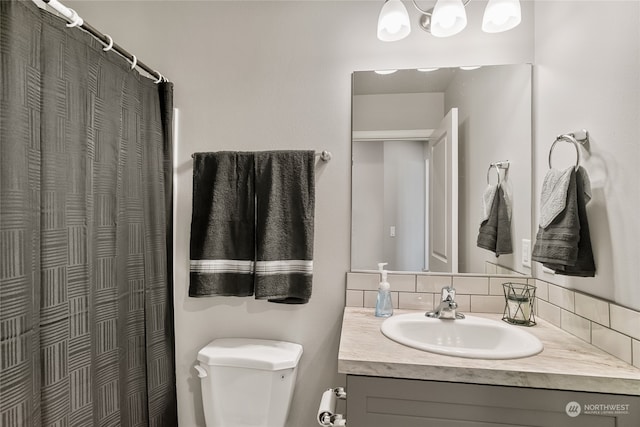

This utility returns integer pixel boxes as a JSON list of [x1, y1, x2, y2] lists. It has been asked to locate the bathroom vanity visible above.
[[338, 308, 640, 426]]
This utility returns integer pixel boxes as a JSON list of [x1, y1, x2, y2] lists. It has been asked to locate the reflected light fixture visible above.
[[375, 69, 398, 75], [377, 0, 521, 41], [377, 0, 411, 42]]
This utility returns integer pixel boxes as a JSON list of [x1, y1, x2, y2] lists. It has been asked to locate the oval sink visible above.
[[380, 313, 543, 359]]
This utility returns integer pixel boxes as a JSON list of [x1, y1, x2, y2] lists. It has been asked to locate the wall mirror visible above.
[[351, 64, 532, 275]]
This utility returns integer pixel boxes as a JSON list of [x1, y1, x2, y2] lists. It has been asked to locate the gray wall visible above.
[[63, 1, 537, 426], [445, 65, 532, 274], [352, 92, 444, 131], [351, 141, 384, 270]]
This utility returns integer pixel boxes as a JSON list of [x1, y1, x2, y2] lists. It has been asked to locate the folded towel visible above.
[[480, 184, 498, 224], [501, 176, 513, 221], [477, 185, 513, 256], [189, 152, 256, 297], [254, 151, 315, 304], [537, 167, 595, 277], [539, 167, 573, 228]]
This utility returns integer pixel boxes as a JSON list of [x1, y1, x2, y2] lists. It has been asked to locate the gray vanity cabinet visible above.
[[346, 375, 640, 427]]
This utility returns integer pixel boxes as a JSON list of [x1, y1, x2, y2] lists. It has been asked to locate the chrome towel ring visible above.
[[487, 160, 510, 185], [548, 129, 590, 170]]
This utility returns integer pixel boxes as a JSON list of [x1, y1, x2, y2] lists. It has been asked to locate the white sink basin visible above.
[[380, 313, 543, 359]]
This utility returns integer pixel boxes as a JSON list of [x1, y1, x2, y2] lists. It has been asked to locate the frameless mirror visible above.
[[351, 64, 532, 275]]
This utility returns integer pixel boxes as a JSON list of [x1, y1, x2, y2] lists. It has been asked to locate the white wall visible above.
[[351, 141, 384, 270], [534, 1, 640, 310], [64, 1, 533, 426]]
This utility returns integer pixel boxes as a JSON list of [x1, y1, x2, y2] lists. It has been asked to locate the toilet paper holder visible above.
[[317, 387, 347, 426]]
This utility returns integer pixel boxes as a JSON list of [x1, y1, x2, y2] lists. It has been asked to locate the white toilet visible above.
[[196, 338, 303, 427]]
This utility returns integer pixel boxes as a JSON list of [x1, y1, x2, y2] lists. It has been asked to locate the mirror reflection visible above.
[[351, 64, 532, 275]]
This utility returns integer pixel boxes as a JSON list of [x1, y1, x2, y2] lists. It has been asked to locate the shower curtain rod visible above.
[[40, 0, 167, 83]]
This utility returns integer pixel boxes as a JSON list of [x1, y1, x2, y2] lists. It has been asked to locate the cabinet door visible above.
[[347, 375, 640, 427]]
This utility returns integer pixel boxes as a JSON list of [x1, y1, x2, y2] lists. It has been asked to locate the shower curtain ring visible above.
[[102, 34, 114, 52], [153, 71, 164, 84], [130, 55, 137, 70], [65, 8, 83, 28]]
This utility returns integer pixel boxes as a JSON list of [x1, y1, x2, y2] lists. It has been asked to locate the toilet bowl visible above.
[[196, 338, 303, 427]]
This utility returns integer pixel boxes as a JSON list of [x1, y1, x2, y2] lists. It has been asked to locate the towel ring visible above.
[[486, 164, 501, 186], [548, 134, 581, 171]]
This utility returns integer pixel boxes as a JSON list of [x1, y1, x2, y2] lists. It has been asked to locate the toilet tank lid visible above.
[[197, 338, 303, 371]]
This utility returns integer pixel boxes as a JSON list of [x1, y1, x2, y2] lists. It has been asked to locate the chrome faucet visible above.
[[426, 286, 465, 319]]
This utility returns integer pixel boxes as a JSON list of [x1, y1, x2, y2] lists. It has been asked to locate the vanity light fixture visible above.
[[377, 0, 412, 42], [482, 0, 521, 33], [459, 65, 481, 70], [430, 0, 467, 37], [377, 0, 521, 41], [417, 67, 440, 72]]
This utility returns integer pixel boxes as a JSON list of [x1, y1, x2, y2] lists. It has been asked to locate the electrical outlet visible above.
[[389, 226, 396, 237], [521, 239, 531, 268]]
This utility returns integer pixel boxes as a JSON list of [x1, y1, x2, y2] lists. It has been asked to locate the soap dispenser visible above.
[[375, 263, 393, 318]]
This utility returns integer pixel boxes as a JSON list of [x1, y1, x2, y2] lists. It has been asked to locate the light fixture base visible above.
[[417, 8, 433, 33]]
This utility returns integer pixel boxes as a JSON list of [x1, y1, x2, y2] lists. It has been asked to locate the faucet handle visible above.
[[441, 285, 456, 302]]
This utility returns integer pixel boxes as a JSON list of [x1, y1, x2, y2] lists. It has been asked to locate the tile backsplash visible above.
[[346, 271, 640, 368]]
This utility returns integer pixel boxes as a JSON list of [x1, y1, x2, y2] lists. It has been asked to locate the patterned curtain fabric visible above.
[[0, 1, 177, 426]]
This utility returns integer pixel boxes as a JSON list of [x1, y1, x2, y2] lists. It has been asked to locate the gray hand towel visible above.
[[189, 152, 256, 297], [536, 167, 595, 277], [477, 185, 513, 256], [254, 151, 315, 304]]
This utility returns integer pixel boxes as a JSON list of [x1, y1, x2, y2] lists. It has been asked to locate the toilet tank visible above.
[[197, 338, 303, 427]]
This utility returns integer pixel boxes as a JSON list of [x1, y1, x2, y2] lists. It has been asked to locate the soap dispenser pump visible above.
[[375, 263, 393, 318]]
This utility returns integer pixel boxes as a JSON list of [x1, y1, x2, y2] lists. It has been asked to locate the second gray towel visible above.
[[477, 185, 513, 256], [254, 151, 315, 304]]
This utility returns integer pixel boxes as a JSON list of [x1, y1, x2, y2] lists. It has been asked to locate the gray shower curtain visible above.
[[0, 1, 177, 426]]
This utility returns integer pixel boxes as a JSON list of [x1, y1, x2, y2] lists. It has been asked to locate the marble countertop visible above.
[[338, 307, 640, 396]]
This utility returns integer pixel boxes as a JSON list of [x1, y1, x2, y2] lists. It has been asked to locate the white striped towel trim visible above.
[[190, 259, 254, 274], [255, 260, 313, 275]]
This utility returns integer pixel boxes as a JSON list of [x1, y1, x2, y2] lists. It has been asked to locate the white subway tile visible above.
[[453, 294, 471, 313], [560, 310, 591, 343], [452, 276, 490, 295], [364, 290, 399, 309], [470, 295, 505, 314], [548, 284, 575, 312], [346, 273, 379, 290], [388, 274, 416, 292], [345, 290, 364, 307], [416, 275, 452, 293], [592, 323, 632, 364], [398, 292, 435, 311], [574, 293, 610, 327], [489, 277, 529, 296], [534, 280, 549, 302], [610, 304, 640, 341], [537, 299, 561, 327]]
